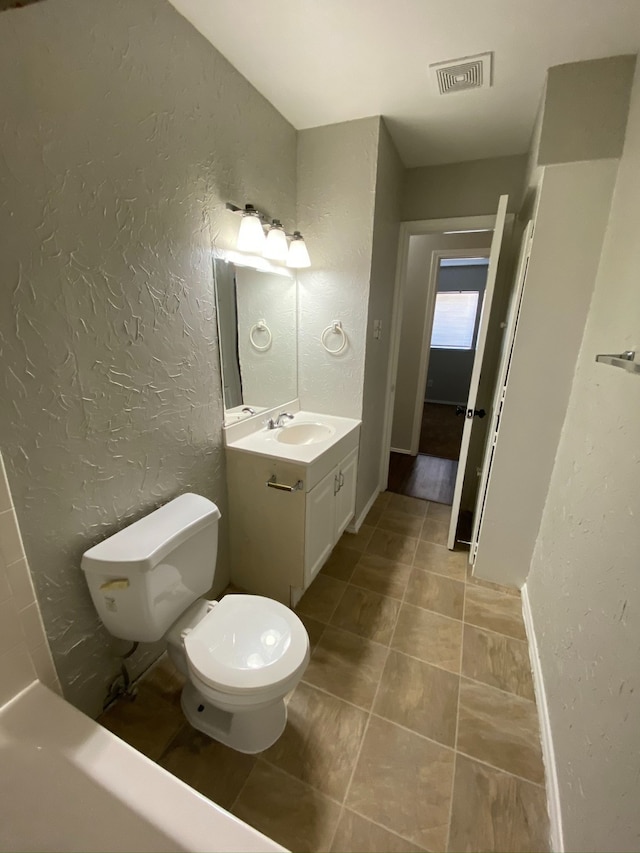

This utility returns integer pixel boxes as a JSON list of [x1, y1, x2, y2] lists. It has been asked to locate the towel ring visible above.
[[321, 321, 347, 355], [249, 319, 272, 351]]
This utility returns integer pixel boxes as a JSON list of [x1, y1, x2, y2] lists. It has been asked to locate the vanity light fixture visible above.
[[226, 202, 311, 267], [236, 204, 266, 254], [263, 219, 289, 262], [286, 231, 311, 268]]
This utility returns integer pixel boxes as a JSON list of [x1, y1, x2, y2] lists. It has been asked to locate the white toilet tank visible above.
[[81, 493, 221, 643]]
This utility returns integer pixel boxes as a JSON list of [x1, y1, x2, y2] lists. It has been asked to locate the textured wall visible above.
[[402, 155, 526, 222], [527, 63, 640, 853], [522, 56, 635, 219], [539, 55, 635, 166], [356, 120, 403, 519], [296, 118, 380, 419], [474, 160, 617, 589], [0, 0, 296, 716]]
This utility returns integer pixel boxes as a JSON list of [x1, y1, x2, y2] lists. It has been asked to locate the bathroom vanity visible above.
[[225, 410, 360, 605], [214, 257, 361, 605]]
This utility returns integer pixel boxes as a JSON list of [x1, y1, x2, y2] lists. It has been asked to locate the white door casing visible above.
[[447, 195, 509, 550]]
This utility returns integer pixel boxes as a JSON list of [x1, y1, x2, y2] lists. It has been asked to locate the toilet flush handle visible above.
[[100, 578, 130, 591]]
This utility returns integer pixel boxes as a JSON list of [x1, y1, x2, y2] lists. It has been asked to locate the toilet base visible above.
[[180, 683, 287, 754]]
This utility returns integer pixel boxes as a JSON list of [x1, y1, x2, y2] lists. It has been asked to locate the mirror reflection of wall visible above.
[[215, 259, 243, 409], [214, 259, 297, 422]]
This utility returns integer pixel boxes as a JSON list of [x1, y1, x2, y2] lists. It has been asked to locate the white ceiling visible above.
[[168, 0, 640, 168]]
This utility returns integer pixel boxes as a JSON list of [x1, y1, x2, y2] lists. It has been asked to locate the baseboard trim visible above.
[[521, 583, 564, 853], [390, 446, 412, 455], [347, 486, 379, 534]]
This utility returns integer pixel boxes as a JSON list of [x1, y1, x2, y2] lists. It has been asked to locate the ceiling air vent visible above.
[[430, 52, 493, 95]]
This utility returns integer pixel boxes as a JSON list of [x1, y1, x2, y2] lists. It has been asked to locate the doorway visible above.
[[385, 233, 493, 505], [388, 256, 489, 504]]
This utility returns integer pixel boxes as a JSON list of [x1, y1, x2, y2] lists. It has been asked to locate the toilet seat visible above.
[[183, 594, 308, 695]]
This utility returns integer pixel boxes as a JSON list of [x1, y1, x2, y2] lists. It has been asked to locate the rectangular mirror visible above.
[[213, 258, 297, 424]]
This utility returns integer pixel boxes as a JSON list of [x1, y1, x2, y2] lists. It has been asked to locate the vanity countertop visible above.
[[225, 410, 360, 467]]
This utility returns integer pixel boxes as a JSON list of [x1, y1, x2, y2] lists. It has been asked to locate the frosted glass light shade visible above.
[[263, 221, 289, 261], [237, 210, 266, 253], [287, 232, 311, 268]]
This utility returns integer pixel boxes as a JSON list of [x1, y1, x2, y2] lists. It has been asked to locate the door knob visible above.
[[455, 405, 466, 416], [470, 408, 486, 419]]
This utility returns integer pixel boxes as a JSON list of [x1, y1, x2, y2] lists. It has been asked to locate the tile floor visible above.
[[99, 492, 550, 853]]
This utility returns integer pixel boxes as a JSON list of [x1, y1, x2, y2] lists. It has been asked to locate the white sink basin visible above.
[[276, 422, 335, 445]]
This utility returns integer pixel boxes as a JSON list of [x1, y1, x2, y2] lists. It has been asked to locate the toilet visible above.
[[81, 493, 309, 754]]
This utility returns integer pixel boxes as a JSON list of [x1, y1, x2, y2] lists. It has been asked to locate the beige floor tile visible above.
[[426, 502, 452, 523], [363, 503, 384, 526], [142, 654, 186, 708], [386, 493, 428, 518], [419, 517, 449, 546], [330, 585, 401, 645], [377, 509, 425, 539], [304, 626, 389, 710], [374, 491, 392, 510], [233, 760, 341, 853], [406, 568, 464, 620], [321, 544, 361, 582], [98, 686, 183, 761], [448, 754, 549, 852], [457, 679, 545, 783], [374, 650, 459, 747], [296, 574, 346, 623], [158, 724, 255, 809], [262, 681, 368, 800], [366, 528, 418, 565], [392, 603, 462, 673], [462, 624, 535, 700], [297, 613, 326, 653], [413, 541, 467, 581], [330, 809, 424, 852], [464, 583, 527, 640], [350, 553, 412, 600], [347, 716, 454, 851], [339, 524, 375, 553]]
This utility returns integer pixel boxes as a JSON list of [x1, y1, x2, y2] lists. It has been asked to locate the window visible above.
[[430, 291, 480, 350]]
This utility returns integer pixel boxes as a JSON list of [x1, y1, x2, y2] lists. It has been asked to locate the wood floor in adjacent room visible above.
[[387, 451, 458, 504], [99, 494, 549, 853]]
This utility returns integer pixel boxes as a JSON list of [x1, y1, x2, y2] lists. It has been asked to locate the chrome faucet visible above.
[[266, 412, 295, 429]]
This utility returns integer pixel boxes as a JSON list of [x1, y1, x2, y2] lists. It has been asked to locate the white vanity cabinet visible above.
[[225, 417, 360, 606], [304, 448, 358, 587]]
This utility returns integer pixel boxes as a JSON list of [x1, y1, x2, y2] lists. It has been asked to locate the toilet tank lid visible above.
[[81, 493, 221, 574]]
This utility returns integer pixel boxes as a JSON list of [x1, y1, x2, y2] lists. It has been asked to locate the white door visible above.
[[447, 195, 509, 550], [469, 221, 534, 564]]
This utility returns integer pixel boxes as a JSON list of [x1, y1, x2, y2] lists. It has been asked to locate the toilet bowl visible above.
[[166, 594, 309, 753], [81, 493, 310, 754]]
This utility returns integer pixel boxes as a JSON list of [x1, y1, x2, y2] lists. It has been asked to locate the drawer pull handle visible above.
[[267, 476, 303, 493]]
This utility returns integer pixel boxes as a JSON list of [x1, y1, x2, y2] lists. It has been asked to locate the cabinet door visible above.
[[304, 467, 338, 587], [335, 449, 358, 539]]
